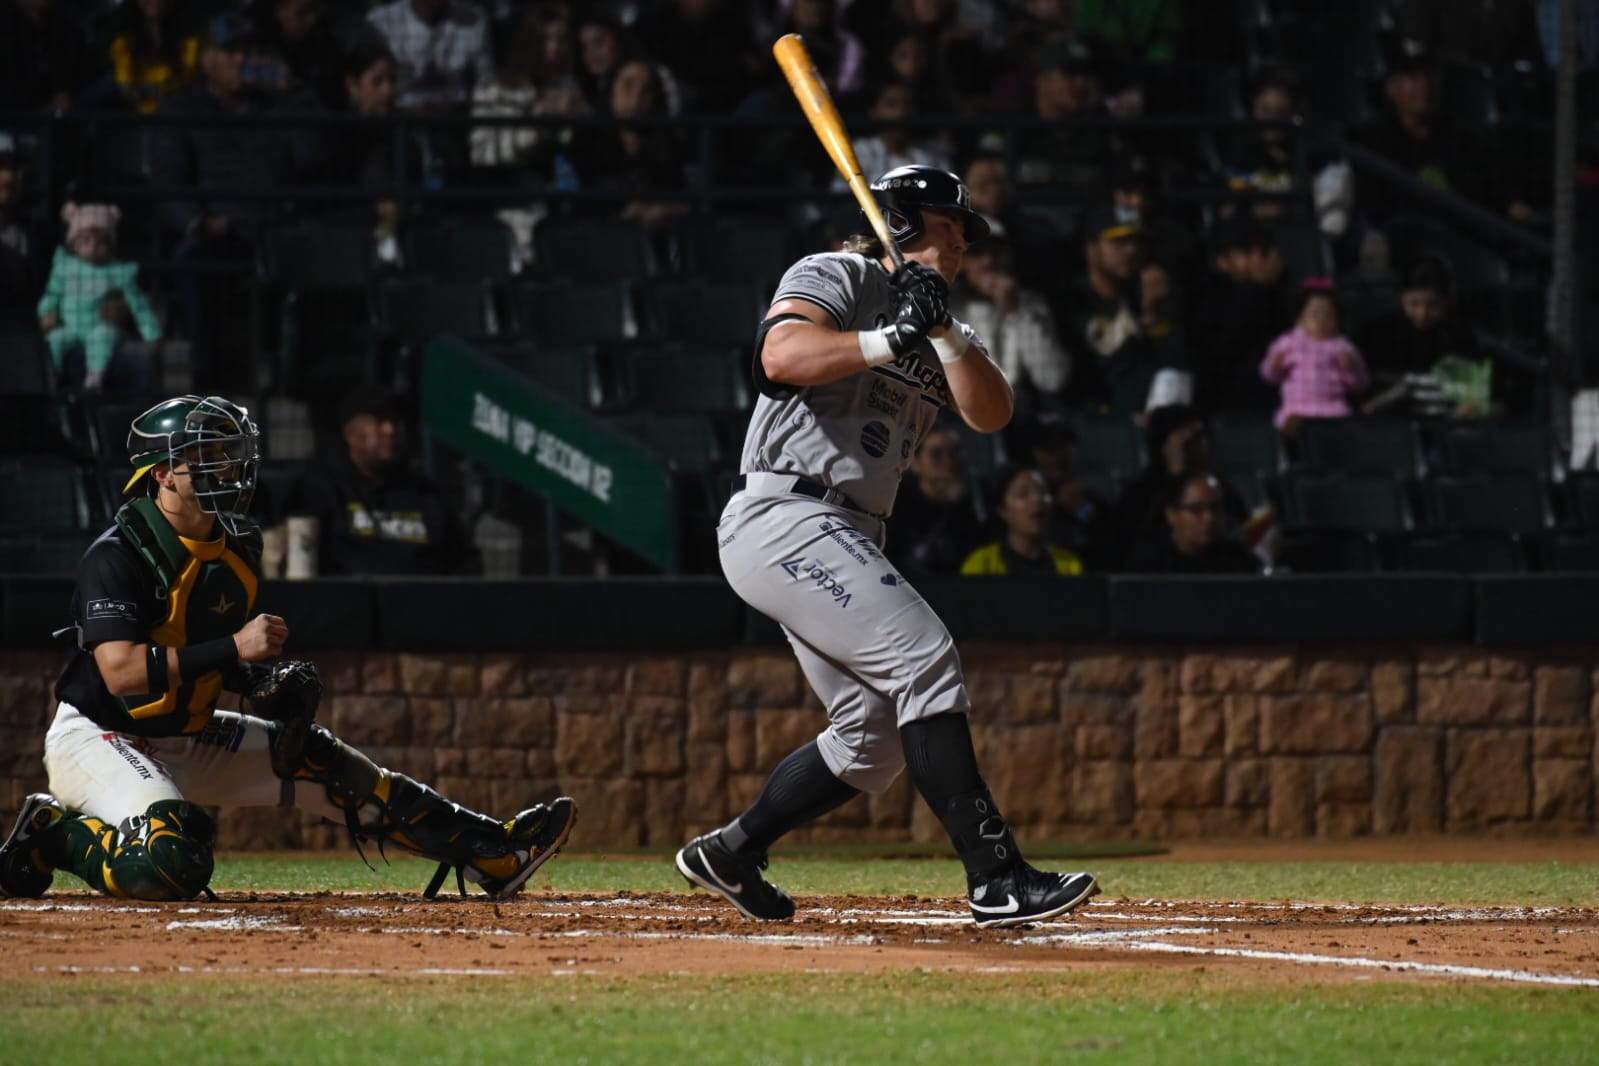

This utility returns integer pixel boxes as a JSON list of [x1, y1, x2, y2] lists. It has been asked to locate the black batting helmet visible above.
[[864, 164, 991, 246]]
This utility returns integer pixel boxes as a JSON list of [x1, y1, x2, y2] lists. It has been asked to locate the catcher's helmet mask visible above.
[[126, 394, 261, 535], [864, 164, 991, 247]]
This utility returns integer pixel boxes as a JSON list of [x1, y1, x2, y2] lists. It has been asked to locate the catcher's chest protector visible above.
[[107, 498, 260, 734]]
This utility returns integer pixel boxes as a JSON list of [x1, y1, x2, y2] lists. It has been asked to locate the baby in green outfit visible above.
[[38, 203, 162, 391]]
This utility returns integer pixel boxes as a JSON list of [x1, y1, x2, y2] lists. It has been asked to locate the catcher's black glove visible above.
[[246, 659, 323, 721], [884, 261, 950, 354], [247, 660, 322, 779]]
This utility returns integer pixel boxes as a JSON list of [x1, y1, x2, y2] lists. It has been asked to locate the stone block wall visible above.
[[2, 645, 1594, 849]]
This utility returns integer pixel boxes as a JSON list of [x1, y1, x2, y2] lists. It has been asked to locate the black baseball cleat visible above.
[[481, 795, 578, 899], [676, 831, 796, 921], [968, 862, 1099, 929], [0, 793, 66, 899]]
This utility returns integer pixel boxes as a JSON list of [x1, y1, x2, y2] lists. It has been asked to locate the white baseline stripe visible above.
[[1120, 939, 1599, 988]]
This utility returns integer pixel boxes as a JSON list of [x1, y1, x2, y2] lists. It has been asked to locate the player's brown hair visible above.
[[841, 232, 884, 257]]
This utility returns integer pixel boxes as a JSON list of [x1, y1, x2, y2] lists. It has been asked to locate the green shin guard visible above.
[[58, 800, 217, 901], [292, 724, 514, 892]]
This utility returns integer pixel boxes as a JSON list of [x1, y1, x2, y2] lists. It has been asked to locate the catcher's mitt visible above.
[[246, 660, 322, 779]]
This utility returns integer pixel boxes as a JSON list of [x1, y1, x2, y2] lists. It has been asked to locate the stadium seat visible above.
[[679, 215, 793, 285], [0, 454, 94, 532], [1440, 423, 1562, 481], [1542, 534, 1599, 572], [1280, 471, 1413, 534], [256, 222, 379, 397], [1277, 470, 1413, 571], [605, 410, 726, 567], [0, 326, 54, 395], [642, 279, 768, 347], [1073, 413, 1148, 487], [407, 217, 521, 283], [1210, 413, 1286, 478], [0, 398, 79, 458], [532, 218, 657, 281], [1226, 468, 1274, 515], [606, 412, 722, 474], [1425, 473, 1552, 535], [1567, 473, 1599, 531], [261, 224, 374, 287], [251, 458, 305, 527], [620, 346, 749, 415], [1400, 532, 1527, 573], [0, 530, 97, 575], [377, 280, 498, 347], [515, 281, 639, 345], [486, 342, 604, 410], [1297, 418, 1427, 479], [85, 395, 166, 458], [275, 284, 377, 398]]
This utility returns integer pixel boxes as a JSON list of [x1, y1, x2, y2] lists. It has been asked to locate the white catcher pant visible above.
[[717, 492, 969, 794], [42, 702, 347, 830]]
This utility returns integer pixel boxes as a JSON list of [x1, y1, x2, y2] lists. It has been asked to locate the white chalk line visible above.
[[1111, 940, 1599, 988], [166, 916, 302, 932]]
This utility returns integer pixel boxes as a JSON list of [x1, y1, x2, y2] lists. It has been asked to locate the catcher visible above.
[[0, 395, 575, 902]]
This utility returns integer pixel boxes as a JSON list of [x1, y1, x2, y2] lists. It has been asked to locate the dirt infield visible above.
[[5, 840, 1597, 989], [5, 891, 1597, 987]]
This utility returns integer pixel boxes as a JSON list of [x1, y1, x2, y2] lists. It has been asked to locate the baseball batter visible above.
[[675, 165, 1099, 928], [0, 395, 575, 902]]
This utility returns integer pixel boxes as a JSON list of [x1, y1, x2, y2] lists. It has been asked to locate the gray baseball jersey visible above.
[[740, 251, 955, 517], [716, 251, 990, 793]]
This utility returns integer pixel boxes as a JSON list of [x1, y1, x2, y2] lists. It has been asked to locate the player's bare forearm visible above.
[[942, 346, 1014, 433], [760, 299, 883, 387]]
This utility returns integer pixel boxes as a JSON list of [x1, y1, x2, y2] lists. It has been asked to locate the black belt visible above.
[[730, 473, 874, 516]]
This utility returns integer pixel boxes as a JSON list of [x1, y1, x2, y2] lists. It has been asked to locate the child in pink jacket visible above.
[[1260, 284, 1368, 434]]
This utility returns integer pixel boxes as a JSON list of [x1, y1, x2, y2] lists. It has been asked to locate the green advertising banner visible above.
[[421, 338, 680, 570]]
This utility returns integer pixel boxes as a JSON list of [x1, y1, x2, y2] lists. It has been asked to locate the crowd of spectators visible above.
[[0, 0, 1594, 577]]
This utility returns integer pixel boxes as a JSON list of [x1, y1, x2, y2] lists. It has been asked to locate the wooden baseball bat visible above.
[[772, 33, 907, 272]]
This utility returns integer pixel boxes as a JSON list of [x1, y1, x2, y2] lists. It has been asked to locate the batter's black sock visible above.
[[721, 740, 860, 855], [901, 713, 1019, 884], [900, 712, 985, 808]]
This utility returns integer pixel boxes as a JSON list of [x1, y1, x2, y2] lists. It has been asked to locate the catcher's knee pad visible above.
[[816, 726, 905, 794], [101, 800, 217, 901]]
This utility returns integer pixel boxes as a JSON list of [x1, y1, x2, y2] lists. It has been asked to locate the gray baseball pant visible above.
[[717, 490, 970, 793]]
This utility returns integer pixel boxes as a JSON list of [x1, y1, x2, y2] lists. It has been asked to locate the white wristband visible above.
[[859, 328, 896, 367], [929, 319, 970, 364]]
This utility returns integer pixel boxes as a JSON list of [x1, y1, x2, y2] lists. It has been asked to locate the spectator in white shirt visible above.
[[949, 234, 1072, 413], [366, 0, 492, 112]]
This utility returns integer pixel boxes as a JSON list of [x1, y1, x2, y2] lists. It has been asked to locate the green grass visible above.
[[9, 972, 1598, 1066], [206, 850, 1599, 907]]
